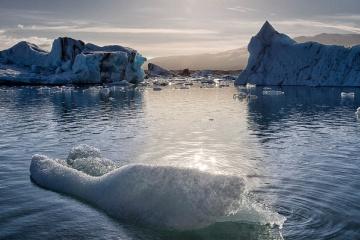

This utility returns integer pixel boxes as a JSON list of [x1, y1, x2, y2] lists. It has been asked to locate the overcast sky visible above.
[[1, 0, 360, 57]]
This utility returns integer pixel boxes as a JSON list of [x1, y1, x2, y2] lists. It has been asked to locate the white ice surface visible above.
[[30, 145, 286, 230], [236, 21, 360, 87]]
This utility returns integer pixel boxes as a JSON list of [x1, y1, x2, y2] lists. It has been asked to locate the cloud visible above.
[[18, 24, 218, 35], [273, 19, 360, 34], [227, 6, 258, 13], [74, 27, 217, 34], [24, 25, 78, 31], [324, 14, 360, 21], [0, 30, 52, 50]]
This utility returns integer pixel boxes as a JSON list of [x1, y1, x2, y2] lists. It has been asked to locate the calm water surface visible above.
[[0, 85, 359, 239]]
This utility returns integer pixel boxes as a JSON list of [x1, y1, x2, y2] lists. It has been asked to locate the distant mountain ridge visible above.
[[148, 48, 248, 71], [148, 33, 360, 71], [294, 33, 360, 47]]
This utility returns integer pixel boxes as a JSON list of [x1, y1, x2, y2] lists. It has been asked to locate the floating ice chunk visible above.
[[193, 70, 213, 78], [341, 92, 355, 98], [262, 90, 285, 96], [234, 93, 258, 100], [201, 79, 216, 84], [248, 95, 258, 100], [246, 83, 256, 89], [30, 145, 286, 230], [219, 81, 231, 87], [356, 107, 360, 118], [233, 93, 248, 100], [223, 75, 236, 81], [30, 155, 245, 230], [99, 88, 111, 98], [153, 79, 170, 86], [147, 63, 173, 77]]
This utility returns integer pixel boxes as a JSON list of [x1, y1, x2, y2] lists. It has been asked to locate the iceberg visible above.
[[341, 92, 355, 98], [262, 90, 285, 96], [0, 37, 146, 85], [30, 145, 286, 230], [147, 63, 173, 77], [236, 21, 360, 87]]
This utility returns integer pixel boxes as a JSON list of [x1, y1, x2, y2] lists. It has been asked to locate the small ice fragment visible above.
[[248, 95, 258, 100], [233, 92, 248, 100], [262, 90, 285, 96], [341, 92, 355, 98], [246, 83, 256, 89], [153, 79, 170, 86], [100, 88, 111, 98], [176, 85, 190, 90]]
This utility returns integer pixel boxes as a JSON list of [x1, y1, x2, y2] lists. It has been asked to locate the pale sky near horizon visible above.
[[1, 0, 360, 58]]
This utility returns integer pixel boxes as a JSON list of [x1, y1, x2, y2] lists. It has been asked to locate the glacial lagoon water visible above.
[[0, 84, 360, 239]]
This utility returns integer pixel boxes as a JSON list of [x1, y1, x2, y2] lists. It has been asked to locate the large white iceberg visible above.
[[236, 21, 360, 86], [0, 37, 146, 85], [30, 150, 245, 230]]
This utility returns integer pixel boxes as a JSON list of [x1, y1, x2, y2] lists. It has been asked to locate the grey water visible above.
[[0, 84, 359, 239]]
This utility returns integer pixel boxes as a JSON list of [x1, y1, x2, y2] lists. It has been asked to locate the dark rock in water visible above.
[[181, 68, 191, 77], [153, 87, 162, 91]]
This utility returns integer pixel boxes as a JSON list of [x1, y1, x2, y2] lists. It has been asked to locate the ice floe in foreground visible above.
[[356, 107, 360, 118], [30, 145, 286, 230], [0, 37, 146, 85], [236, 21, 360, 87]]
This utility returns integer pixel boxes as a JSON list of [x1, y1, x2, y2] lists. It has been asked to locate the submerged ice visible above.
[[30, 145, 285, 230], [0, 37, 146, 85], [236, 21, 360, 87]]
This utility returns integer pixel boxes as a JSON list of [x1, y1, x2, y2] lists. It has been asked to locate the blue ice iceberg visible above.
[[236, 21, 360, 86], [0, 37, 146, 85]]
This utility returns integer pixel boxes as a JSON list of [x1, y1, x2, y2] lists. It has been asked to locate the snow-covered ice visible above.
[[30, 145, 286, 230], [236, 21, 360, 87], [0, 37, 146, 85]]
